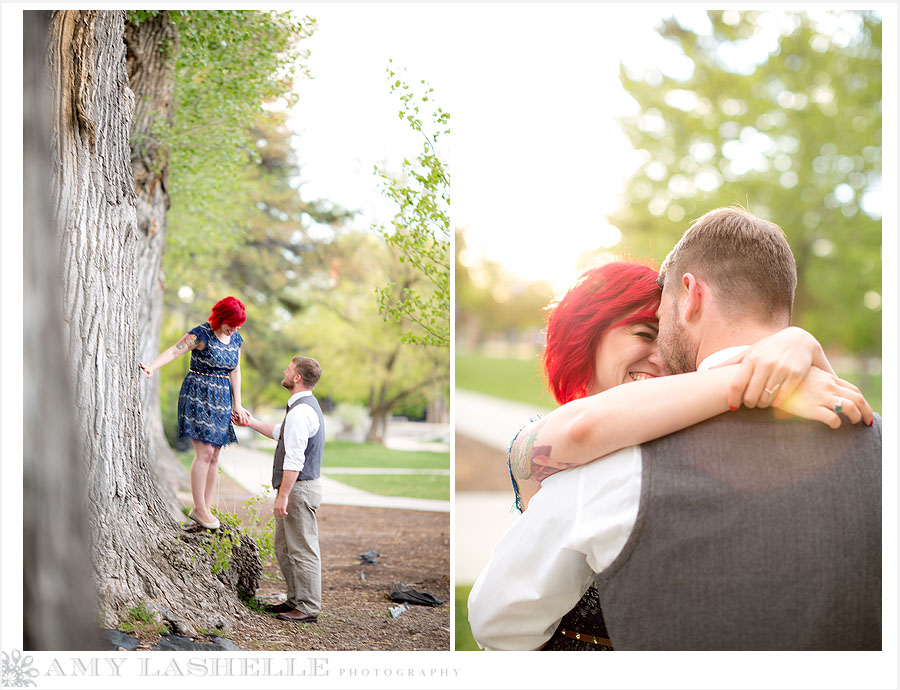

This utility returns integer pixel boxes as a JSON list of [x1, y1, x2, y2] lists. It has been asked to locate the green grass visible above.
[[325, 441, 449, 469], [454, 585, 480, 651], [456, 353, 555, 407], [323, 473, 449, 501]]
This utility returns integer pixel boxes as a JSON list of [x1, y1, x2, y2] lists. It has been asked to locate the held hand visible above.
[[775, 366, 874, 429], [231, 406, 251, 426], [139, 362, 153, 379], [722, 327, 823, 410], [274, 494, 289, 517]]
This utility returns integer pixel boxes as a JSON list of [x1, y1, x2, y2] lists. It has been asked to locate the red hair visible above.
[[208, 296, 246, 331], [542, 262, 661, 405]]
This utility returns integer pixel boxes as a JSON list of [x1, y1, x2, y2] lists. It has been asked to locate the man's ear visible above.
[[681, 272, 703, 323]]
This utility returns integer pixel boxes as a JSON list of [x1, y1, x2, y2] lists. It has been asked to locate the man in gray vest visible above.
[[469, 207, 881, 650], [237, 356, 325, 623]]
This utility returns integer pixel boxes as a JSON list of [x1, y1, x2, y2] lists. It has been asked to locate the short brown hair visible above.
[[291, 356, 322, 389], [658, 206, 797, 321]]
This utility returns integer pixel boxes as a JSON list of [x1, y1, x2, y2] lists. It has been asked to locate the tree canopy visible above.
[[128, 9, 315, 270], [611, 10, 882, 354]]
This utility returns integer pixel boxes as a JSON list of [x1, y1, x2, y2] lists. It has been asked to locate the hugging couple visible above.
[[468, 206, 881, 651]]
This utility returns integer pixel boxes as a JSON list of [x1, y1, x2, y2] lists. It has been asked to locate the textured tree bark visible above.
[[23, 9, 100, 651], [47, 9, 253, 635], [124, 12, 189, 519]]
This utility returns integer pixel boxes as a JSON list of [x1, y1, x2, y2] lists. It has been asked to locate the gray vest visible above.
[[595, 408, 882, 650], [272, 394, 325, 489]]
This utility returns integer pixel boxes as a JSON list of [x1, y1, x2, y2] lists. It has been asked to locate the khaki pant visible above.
[[274, 478, 322, 615]]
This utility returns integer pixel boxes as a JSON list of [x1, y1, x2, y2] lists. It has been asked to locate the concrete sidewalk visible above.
[[456, 491, 520, 583], [454, 390, 548, 583], [218, 444, 449, 513], [455, 389, 551, 450]]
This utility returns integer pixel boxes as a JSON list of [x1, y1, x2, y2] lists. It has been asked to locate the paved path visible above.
[[218, 444, 449, 513], [454, 389, 550, 583], [455, 389, 551, 449], [455, 491, 521, 584]]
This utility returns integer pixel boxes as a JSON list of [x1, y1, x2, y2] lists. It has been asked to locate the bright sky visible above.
[[290, 4, 692, 290], [288, 6, 889, 295], [287, 5, 757, 292]]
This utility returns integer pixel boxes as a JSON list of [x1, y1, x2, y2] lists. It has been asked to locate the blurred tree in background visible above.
[[611, 10, 882, 355], [455, 229, 554, 349], [294, 233, 450, 442], [162, 10, 315, 264]]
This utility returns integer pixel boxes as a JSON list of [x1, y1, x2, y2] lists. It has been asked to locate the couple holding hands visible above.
[[140, 296, 324, 624]]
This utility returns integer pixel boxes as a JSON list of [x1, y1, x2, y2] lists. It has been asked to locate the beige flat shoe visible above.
[[188, 509, 220, 530]]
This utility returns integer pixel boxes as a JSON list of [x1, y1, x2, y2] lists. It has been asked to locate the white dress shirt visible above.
[[270, 391, 320, 474], [467, 347, 749, 650]]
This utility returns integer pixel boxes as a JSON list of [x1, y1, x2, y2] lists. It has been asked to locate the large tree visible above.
[[44, 9, 255, 639], [611, 10, 882, 354], [24, 9, 98, 651]]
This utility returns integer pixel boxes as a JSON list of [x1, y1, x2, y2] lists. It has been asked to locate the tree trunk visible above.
[[23, 9, 100, 651], [366, 405, 389, 444], [48, 9, 252, 634], [124, 11, 189, 519]]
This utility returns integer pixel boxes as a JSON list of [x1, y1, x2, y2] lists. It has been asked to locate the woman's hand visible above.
[[139, 362, 154, 378], [722, 327, 834, 410], [776, 367, 874, 429], [232, 404, 250, 426]]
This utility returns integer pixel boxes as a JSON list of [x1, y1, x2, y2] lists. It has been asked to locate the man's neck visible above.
[[695, 321, 785, 369], [288, 386, 311, 397]]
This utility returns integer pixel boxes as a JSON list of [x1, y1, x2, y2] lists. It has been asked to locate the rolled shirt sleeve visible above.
[[467, 445, 642, 651]]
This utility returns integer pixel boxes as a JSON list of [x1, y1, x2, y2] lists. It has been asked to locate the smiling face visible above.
[[587, 319, 665, 394], [219, 323, 240, 337]]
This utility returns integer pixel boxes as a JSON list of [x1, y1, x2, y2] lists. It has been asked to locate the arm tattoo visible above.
[[175, 334, 198, 350], [510, 417, 579, 485], [510, 418, 548, 483]]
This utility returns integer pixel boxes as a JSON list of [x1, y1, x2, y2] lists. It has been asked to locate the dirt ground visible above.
[[190, 476, 450, 651]]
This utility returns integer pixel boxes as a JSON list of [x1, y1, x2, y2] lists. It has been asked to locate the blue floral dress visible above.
[[177, 322, 243, 447]]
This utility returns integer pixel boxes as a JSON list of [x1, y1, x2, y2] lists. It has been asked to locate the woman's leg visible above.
[[204, 445, 222, 515], [189, 439, 217, 522]]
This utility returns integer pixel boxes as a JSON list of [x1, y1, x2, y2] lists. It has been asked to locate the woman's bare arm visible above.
[[228, 351, 250, 424], [139, 333, 201, 378], [511, 330, 873, 510]]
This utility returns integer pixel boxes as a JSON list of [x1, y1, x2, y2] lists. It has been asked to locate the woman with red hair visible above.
[[494, 262, 871, 650], [140, 296, 250, 530]]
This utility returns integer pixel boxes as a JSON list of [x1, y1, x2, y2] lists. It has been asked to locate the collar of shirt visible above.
[[697, 346, 751, 372], [287, 390, 313, 407]]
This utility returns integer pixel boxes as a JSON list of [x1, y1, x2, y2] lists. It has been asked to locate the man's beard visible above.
[[658, 315, 697, 375], [281, 378, 291, 390]]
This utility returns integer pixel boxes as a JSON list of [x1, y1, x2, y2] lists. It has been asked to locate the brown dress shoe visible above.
[[261, 602, 295, 614], [276, 609, 318, 623]]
